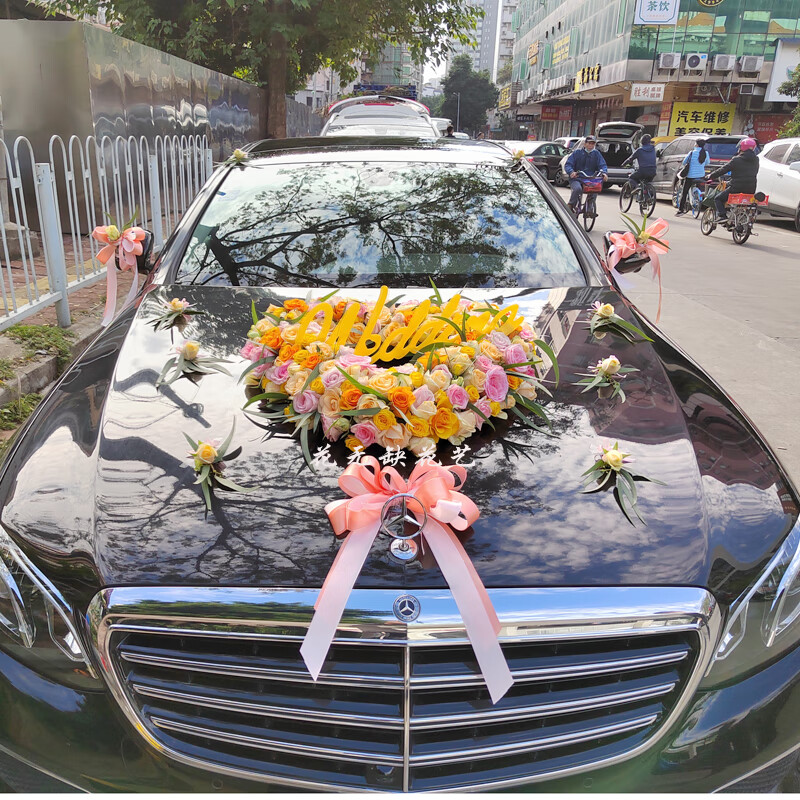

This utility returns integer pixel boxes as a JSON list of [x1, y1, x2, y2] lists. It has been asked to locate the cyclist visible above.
[[675, 138, 709, 217], [622, 133, 656, 190], [707, 137, 760, 223], [565, 135, 608, 212]]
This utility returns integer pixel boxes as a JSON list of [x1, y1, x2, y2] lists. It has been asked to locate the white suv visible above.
[[758, 138, 800, 231], [321, 96, 440, 138]]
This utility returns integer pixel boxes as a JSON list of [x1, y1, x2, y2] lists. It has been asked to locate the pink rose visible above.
[[293, 390, 319, 414], [321, 368, 346, 389], [484, 366, 509, 402], [351, 421, 379, 447], [431, 363, 452, 380], [504, 344, 526, 367], [322, 415, 344, 442], [240, 341, 270, 362], [264, 362, 289, 384], [394, 363, 415, 374], [519, 324, 536, 341], [475, 398, 492, 430], [474, 354, 493, 372], [338, 353, 373, 367], [253, 362, 271, 378], [413, 385, 435, 405], [490, 331, 511, 348], [446, 384, 469, 410]]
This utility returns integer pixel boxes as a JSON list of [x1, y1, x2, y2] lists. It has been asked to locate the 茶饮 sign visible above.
[[669, 102, 735, 136], [630, 83, 665, 103], [634, 0, 680, 25]]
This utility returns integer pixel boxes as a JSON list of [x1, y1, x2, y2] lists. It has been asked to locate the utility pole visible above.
[[456, 92, 461, 131]]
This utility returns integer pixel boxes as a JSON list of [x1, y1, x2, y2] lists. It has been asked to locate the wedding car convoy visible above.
[[0, 138, 799, 793]]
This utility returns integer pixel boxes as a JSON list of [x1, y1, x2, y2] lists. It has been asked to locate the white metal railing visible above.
[[0, 133, 213, 330]]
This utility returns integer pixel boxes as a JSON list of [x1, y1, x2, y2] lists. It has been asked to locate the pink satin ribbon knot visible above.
[[91, 225, 146, 326]]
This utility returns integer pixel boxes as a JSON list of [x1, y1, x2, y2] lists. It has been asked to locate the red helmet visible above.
[[739, 137, 757, 151]]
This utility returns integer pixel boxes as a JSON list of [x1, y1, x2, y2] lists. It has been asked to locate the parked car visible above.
[[501, 140, 570, 184], [2, 136, 800, 793], [553, 136, 582, 151], [557, 121, 644, 187], [757, 137, 800, 231], [321, 95, 439, 137], [431, 116, 452, 135], [651, 134, 750, 197]]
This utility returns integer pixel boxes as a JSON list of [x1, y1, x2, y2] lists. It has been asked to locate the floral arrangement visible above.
[[228, 148, 249, 166], [239, 287, 558, 467], [184, 422, 252, 510], [574, 354, 638, 402], [156, 340, 231, 387], [581, 441, 665, 525], [151, 297, 204, 331], [588, 302, 652, 343]]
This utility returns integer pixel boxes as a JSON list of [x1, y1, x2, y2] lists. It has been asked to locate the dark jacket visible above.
[[565, 147, 608, 176], [709, 149, 759, 193], [626, 143, 657, 173]]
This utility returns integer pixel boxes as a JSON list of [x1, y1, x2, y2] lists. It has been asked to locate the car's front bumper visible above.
[[3, 637, 800, 793]]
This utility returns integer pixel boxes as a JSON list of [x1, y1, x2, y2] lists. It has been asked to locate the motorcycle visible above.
[[700, 182, 769, 245]]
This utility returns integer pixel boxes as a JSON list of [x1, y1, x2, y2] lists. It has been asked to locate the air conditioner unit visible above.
[[739, 83, 755, 95], [712, 54, 736, 72], [658, 52, 681, 70], [738, 55, 764, 73], [695, 83, 716, 96], [684, 53, 708, 71]]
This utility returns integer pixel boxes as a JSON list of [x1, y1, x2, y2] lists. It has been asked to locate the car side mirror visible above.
[[602, 232, 651, 273], [136, 231, 155, 274], [656, 151, 663, 158], [790, 161, 800, 173]]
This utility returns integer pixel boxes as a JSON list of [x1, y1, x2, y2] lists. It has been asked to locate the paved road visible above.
[[554, 184, 800, 486]]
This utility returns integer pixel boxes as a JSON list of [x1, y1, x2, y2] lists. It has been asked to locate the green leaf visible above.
[[337, 407, 382, 417], [316, 288, 339, 303], [238, 356, 275, 384], [200, 479, 212, 511], [533, 339, 559, 385], [386, 294, 405, 307], [504, 360, 543, 369], [433, 315, 465, 342], [250, 300, 259, 326], [183, 432, 198, 450], [429, 277, 442, 304], [218, 420, 236, 458], [579, 374, 606, 393], [335, 365, 386, 399], [243, 391, 288, 409], [214, 475, 256, 493], [299, 424, 316, 473], [467, 401, 495, 430], [300, 362, 322, 394]]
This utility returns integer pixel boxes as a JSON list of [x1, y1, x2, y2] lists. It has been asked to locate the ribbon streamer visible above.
[[91, 225, 146, 326], [300, 456, 514, 704]]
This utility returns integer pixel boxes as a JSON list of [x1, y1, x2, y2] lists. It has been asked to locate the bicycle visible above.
[[672, 178, 705, 218], [571, 171, 604, 232], [700, 189, 769, 245], [619, 178, 656, 217]]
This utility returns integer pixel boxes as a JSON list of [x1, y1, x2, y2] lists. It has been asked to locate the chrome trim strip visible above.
[[87, 585, 722, 793], [131, 683, 404, 729], [150, 716, 404, 767], [410, 682, 677, 730], [402, 646, 411, 793], [409, 713, 659, 766]]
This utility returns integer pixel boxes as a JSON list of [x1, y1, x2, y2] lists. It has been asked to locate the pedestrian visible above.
[[708, 137, 760, 223], [623, 134, 656, 189], [445, 125, 455, 138], [564, 135, 608, 211], [676, 139, 709, 216]]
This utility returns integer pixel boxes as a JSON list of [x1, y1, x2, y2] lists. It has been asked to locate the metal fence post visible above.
[[34, 162, 71, 328], [148, 154, 164, 249], [205, 148, 213, 182]]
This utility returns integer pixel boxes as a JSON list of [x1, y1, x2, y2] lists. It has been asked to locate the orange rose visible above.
[[430, 408, 459, 440], [340, 384, 363, 410], [507, 375, 522, 390], [373, 408, 397, 431], [279, 344, 297, 361], [260, 327, 282, 349], [407, 415, 430, 438], [388, 386, 415, 414], [292, 349, 310, 364], [303, 353, 322, 369], [344, 436, 363, 452], [284, 298, 308, 313], [333, 300, 348, 321]]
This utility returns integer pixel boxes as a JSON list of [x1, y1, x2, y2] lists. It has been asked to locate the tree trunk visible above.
[[265, 1, 288, 139]]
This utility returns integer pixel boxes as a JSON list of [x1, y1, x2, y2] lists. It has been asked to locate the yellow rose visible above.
[[194, 442, 217, 464], [466, 385, 480, 403], [407, 415, 430, 438], [267, 304, 284, 316], [181, 340, 200, 360], [460, 345, 476, 358], [292, 349, 310, 364], [168, 297, 187, 312], [468, 369, 486, 391], [310, 377, 325, 394], [507, 375, 522, 390], [255, 318, 272, 334], [409, 436, 437, 457], [424, 369, 450, 393], [479, 340, 503, 362], [435, 390, 453, 410], [344, 436, 363, 452], [369, 372, 398, 395], [379, 423, 411, 451], [430, 408, 460, 440], [411, 399, 437, 421], [489, 401, 502, 416], [284, 370, 310, 395], [105, 224, 120, 242], [597, 303, 615, 318], [373, 408, 397, 431], [598, 355, 621, 376], [602, 448, 628, 471], [319, 391, 342, 417], [410, 371, 423, 388]]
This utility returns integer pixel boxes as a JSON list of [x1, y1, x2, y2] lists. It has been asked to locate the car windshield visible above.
[[707, 141, 740, 159], [176, 160, 586, 289]]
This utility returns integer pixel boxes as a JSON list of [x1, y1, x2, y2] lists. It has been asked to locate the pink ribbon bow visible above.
[[91, 225, 147, 326], [300, 456, 514, 704]]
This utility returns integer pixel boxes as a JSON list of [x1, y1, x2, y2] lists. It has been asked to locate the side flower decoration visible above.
[[575, 354, 638, 402], [510, 150, 527, 172], [151, 297, 204, 331], [184, 422, 253, 510], [156, 340, 231, 387], [91, 217, 148, 326], [607, 214, 670, 322], [581, 442, 665, 526], [227, 148, 250, 166], [588, 301, 652, 343]]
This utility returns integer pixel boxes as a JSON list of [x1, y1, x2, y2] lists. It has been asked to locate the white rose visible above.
[[409, 436, 437, 457], [602, 449, 627, 471], [424, 370, 450, 393], [598, 355, 621, 376], [411, 400, 437, 421]]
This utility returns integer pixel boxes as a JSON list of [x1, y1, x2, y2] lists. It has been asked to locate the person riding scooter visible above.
[[622, 134, 656, 189], [707, 137, 760, 223], [565, 135, 608, 211]]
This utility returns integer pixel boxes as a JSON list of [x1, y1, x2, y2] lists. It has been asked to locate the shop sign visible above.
[[636, 113, 660, 125], [697, 0, 723, 7], [499, 85, 512, 110], [541, 105, 572, 121], [765, 39, 800, 103], [516, 114, 536, 122], [630, 83, 665, 102], [633, 0, 679, 26], [527, 41, 540, 66], [553, 33, 571, 65], [669, 102, 735, 135], [575, 64, 602, 90], [747, 114, 792, 144], [658, 102, 673, 136]]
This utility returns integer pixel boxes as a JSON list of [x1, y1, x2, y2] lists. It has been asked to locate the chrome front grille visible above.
[[90, 587, 720, 792]]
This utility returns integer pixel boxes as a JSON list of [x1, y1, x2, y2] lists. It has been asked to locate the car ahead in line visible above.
[[557, 122, 645, 187], [651, 134, 751, 197], [757, 137, 800, 231], [554, 136, 582, 151], [500, 140, 570, 184], [321, 95, 439, 137], [2, 137, 800, 793]]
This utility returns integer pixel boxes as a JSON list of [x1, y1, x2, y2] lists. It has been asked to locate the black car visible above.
[[1, 138, 800, 793], [501, 139, 570, 184]]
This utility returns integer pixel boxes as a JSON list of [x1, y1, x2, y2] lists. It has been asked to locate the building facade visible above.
[[496, 0, 519, 80], [364, 44, 424, 96], [449, 0, 503, 77], [502, 0, 799, 143]]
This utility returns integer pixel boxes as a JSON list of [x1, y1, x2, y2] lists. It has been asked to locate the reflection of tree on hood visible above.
[[179, 162, 574, 289]]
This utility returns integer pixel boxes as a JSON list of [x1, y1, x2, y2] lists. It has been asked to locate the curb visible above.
[[0, 316, 104, 407]]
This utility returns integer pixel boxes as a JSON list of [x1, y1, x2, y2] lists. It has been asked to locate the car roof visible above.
[[242, 137, 514, 166]]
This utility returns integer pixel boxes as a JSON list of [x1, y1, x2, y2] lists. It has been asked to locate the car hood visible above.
[[1, 285, 796, 606]]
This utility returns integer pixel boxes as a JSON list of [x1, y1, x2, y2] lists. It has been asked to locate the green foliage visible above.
[[442, 54, 499, 134], [6, 325, 75, 370], [0, 359, 14, 384], [496, 60, 512, 85], [777, 64, 800, 138], [0, 393, 42, 431]]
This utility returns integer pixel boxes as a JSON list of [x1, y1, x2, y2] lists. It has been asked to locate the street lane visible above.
[[554, 184, 800, 486]]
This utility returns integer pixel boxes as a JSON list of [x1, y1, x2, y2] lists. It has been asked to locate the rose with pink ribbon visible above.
[[300, 456, 514, 704], [91, 224, 147, 326]]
